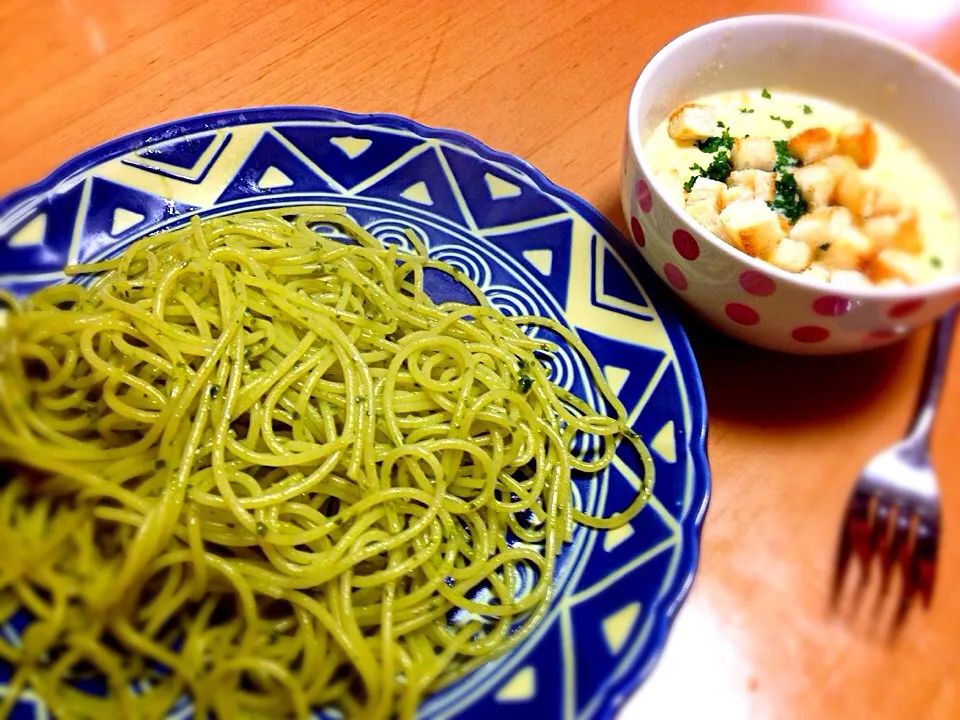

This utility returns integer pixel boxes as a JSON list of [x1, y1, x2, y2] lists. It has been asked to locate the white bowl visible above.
[[621, 14, 960, 354]]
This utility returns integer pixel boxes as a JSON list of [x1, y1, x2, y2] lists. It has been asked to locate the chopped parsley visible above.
[[931, 256, 943, 269], [256, 522, 267, 537], [717, 120, 726, 128], [209, 384, 220, 398], [517, 358, 528, 372], [770, 171, 808, 225], [694, 127, 734, 154], [517, 374, 534, 394], [803, 104, 813, 114], [683, 150, 732, 192], [291, 410, 301, 420], [155, 459, 167, 470], [770, 115, 794, 129], [761, 88, 772, 99], [773, 140, 798, 171], [740, 108, 755, 114]]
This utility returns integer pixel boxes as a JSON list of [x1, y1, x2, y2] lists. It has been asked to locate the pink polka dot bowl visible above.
[[620, 15, 960, 355]]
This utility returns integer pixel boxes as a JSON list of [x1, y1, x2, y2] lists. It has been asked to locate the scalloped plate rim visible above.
[[0, 105, 711, 719]]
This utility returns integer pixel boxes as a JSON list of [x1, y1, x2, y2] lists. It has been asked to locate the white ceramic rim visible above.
[[626, 13, 960, 301]]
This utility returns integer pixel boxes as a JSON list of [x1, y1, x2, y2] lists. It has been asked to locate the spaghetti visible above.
[[0, 207, 653, 719]]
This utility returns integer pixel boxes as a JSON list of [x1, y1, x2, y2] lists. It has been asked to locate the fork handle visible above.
[[906, 305, 960, 452]]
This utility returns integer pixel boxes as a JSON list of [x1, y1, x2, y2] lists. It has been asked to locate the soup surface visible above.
[[644, 88, 960, 287]]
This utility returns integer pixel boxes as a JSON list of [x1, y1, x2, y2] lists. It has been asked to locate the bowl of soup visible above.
[[621, 14, 960, 354]]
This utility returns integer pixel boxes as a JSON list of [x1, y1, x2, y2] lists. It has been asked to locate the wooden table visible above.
[[2, 1, 959, 717]]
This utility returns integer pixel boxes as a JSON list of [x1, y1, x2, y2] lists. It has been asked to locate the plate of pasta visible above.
[[0, 108, 709, 720]]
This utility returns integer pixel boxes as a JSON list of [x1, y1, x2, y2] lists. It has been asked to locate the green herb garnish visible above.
[[291, 410, 301, 420], [694, 127, 734, 154], [803, 104, 813, 114], [740, 108, 755, 114], [155, 459, 167, 470], [773, 140, 797, 171], [256, 522, 267, 537], [209, 384, 220, 398], [717, 120, 726, 128], [770, 115, 794, 129], [770, 171, 808, 225], [761, 88, 772, 99], [517, 375, 534, 394], [683, 150, 732, 192], [931, 256, 943, 269], [517, 358, 528, 372]]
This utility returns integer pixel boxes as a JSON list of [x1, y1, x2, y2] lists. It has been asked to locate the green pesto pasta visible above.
[[0, 207, 653, 719]]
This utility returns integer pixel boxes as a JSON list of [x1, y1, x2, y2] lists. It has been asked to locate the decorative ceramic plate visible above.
[[0, 108, 709, 720]]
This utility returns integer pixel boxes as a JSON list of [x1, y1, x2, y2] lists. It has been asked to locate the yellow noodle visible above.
[[0, 207, 654, 718]]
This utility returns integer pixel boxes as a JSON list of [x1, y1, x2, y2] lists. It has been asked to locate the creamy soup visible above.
[[644, 88, 960, 287]]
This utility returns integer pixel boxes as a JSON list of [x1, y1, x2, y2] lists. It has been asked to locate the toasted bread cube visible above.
[[868, 249, 925, 285], [793, 163, 837, 209], [768, 237, 814, 273], [837, 120, 878, 168], [686, 202, 731, 244], [787, 127, 837, 165], [722, 186, 754, 208], [823, 155, 866, 214], [656, 169, 686, 207], [860, 186, 902, 218], [776, 213, 791, 235], [861, 209, 922, 254], [819, 225, 875, 271], [830, 269, 872, 289], [803, 262, 832, 283], [731, 137, 777, 171], [790, 207, 854, 249], [668, 103, 717, 142], [728, 170, 776, 203], [685, 177, 726, 211], [719, 199, 785, 258]]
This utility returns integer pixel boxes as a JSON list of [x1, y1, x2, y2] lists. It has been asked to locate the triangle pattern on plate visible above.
[[122, 131, 230, 184], [275, 125, 423, 191], [361, 147, 466, 226], [568, 551, 674, 716], [592, 237, 651, 317], [0, 182, 86, 275], [216, 132, 335, 204], [482, 218, 573, 308], [440, 146, 565, 229], [135, 132, 217, 170], [79, 177, 199, 264]]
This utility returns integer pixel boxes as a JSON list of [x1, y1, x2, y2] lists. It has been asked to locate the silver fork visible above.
[[833, 306, 958, 624]]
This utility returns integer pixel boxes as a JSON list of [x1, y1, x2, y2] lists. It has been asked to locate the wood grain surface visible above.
[[2, 1, 959, 718]]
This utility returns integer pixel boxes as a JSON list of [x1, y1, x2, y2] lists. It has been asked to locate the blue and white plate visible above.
[[0, 108, 709, 720]]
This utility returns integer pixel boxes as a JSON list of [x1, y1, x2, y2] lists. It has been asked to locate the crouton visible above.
[[768, 237, 814, 273], [722, 186, 754, 208], [668, 103, 717, 142], [685, 177, 726, 211], [731, 137, 777, 171], [719, 199, 785, 258], [656, 169, 686, 207], [819, 226, 875, 271], [867, 249, 925, 285], [830, 270, 872, 289], [792, 163, 837, 209], [728, 170, 776, 203], [787, 127, 837, 165], [837, 119, 878, 168], [789, 207, 854, 249], [861, 209, 922, 254], [686, 202, 731, 244], [803, 262, 831, 283], [860, 186, 902, 218], [776, 213, 791, 235], [824, 155, 866, 214]]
